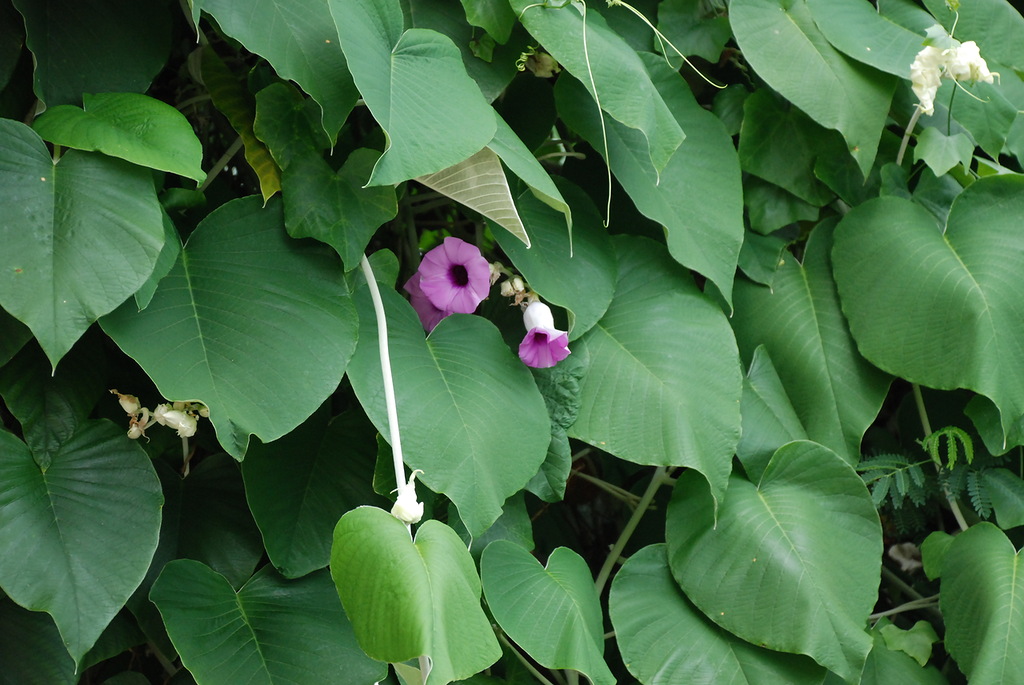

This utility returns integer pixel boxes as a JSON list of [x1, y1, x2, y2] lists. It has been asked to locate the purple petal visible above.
[[518, 328, 571, 368], [404, 272, 449, 332], [417, 237, 491, 313]]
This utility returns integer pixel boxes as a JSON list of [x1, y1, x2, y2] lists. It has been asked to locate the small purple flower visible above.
[[417, 237, 491, 314], [403, 272, 449, 332], [518, 301, 570, 369]]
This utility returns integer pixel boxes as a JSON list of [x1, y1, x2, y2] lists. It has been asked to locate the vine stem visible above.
[[497, 631, 557, 685], [360, 255, 409, 501], [868, 594, 939, 621], [896, 107, 922, 167], [594, 466, 669, 595], [911, 384, 969, 532]]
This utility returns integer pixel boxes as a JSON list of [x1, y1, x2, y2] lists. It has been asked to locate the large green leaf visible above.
[[0, 421, 162, 665], [482, 542, 613, 685], [243, 406, 388, 578], [253, 82, 332, 170], [805, 0, 925, 77], [282, 148, 398, 271], [732, 219, 892, 465], [939, 523, 1024, 683], [568, 235, 742, 505], [101, 196, 358, 459], [0, 308, 31, 368], [832, 175, 1024, 447], [347, 282, 549, 536], [0, 599, 76, 685], [152, 561, 385, 684], [331, 507, 501, 684], [512, 0, 683, 177], [12, 0, 170, 106], [555, 56, 742, 304], [0, 119, 165, 368], [730, 0, 895, 177], [610, 544, 827, 685], [328, 0, 496, 185], [201, 0, 358, 141], [666, 441, 881, 681], [492, 181, 616, 341], [32, 93, 205, 182]]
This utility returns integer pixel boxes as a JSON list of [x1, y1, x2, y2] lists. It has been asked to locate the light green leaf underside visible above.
[[0, 422, 162, 666], [416, 146, 528, 246], [482, 542, 614, 685], [151, 561, 385, 684], [331, 507, 501, 684], [0, 119, 164, 368], [100, 196, 358, 459], [346, 286, 549, 537], [666, 440, 881, 681], [568, 235, 742, 505], [730, 0, 895, 177], [610, 544, 827, 685]]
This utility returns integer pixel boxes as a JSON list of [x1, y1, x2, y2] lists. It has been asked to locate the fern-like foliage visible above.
[[967, 470, 994, 519], [858, 453, 930, 510]]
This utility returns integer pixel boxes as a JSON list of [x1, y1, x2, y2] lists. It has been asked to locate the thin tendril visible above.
[[576, 0, 612, 227]]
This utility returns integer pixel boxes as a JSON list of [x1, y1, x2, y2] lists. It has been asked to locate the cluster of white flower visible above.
[[910, 40, 996, 116], [110, 390, 208, 440]]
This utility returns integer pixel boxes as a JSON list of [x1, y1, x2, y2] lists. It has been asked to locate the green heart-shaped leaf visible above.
[[833, 175, 1024, 446], [329, 0, 497, 185], [0, 422, 162, 665], [152, 561, 385, 684], [666, 440, 881, 681], [482, 541, 614, 685], [569, 235, 742, 505], [610, 544, 827, 685], [939, 523, 1024, 682], [331, 507, 501, 684], [101, 196, 358, 459], [0, 120, 164, 368]]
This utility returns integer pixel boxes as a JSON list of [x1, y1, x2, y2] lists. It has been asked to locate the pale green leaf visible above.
[[331, 507, 501, 684], [32, 92, 205, 182]]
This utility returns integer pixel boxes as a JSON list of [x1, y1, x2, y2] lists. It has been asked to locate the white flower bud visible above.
[[127, 424, 144, 440], [110, 389, 141, 415], [391, 490, 424, 524], [153, 404, 197, 437], [523, 301, 556, 331]]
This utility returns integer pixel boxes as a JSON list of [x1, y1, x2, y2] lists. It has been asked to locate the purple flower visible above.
[[518, 301, 570, 369], [417, 237, 491, 314], [403, 272, 449, 332]]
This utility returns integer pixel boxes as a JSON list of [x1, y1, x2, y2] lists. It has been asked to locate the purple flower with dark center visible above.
[[518, 301, 570, 369], [403, 272, 448, 332], [417, 237, 491, 314]]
